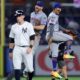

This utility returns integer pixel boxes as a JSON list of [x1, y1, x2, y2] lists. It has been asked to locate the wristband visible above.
[[29, 45, 33, 48], [9, 48, 13, 53]]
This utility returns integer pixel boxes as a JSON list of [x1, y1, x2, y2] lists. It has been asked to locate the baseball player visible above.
[[46, 2, 74, 79], [51, 40, 74, 80], [30, 1, 47, 54], [9, 10, 35, 80]]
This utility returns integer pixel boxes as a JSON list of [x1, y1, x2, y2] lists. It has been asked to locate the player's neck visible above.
[[53, 10, 56, 14], [53, 10, 59, 15], [39, 10, 43, 12], [35, 10, 42, 14], [18, 20, 25, 25]]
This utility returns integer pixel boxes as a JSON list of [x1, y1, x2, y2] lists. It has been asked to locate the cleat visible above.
[[23, 71, 28, 78], [63, 54, 75, 59], [51, 71, 62, 79], [52, 78, 55, 80]]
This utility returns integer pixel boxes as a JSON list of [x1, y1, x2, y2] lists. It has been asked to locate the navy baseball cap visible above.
[[14, 10, 25, 17], [52, 2, 61, 9], [36, 1, 44, 7]]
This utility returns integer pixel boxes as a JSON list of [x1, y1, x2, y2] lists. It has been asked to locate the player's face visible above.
[[55, 8, 61, 15], [16, 15, 25, 23], [35, 5, 43, 13]]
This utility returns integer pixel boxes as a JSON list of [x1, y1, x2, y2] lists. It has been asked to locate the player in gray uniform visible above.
[[30, 1, 47, 54], [9, 10, 35, 80], [46, 3, 74, 79]]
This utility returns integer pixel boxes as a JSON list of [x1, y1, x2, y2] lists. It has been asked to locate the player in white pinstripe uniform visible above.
[[9, 10, 35, 80]]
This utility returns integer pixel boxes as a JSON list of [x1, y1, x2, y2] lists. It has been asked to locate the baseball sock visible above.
[[6, 71, 14, 80], [28, 71, 34, 80], [52, 58, 57, 71], [14, 70, 21, 80], [52, 78, 55, 80]]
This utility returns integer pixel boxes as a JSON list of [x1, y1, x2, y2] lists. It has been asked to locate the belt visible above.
[[52, 41, 64, 44], [17, 45, 29, 47]]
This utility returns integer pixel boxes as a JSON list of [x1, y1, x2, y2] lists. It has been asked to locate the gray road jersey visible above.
[[30, 11, 47, 26], [47, 12, 59, 32]]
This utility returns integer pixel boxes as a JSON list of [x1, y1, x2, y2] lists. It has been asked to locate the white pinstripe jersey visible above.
[[9, 21, 35, 46]]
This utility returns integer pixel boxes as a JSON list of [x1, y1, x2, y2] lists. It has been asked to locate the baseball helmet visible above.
[[14, 10, 25, 17], [52, 2, 61, 9], [36, 1, 44, 7]]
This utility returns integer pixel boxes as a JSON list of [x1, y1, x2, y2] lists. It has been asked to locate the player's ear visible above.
[[22, 15, 25, 19]]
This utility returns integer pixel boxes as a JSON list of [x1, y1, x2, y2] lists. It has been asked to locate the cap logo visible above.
[[15, 10, 23, 16]]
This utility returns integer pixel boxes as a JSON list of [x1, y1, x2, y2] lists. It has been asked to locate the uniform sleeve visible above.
[[30, 13, 33, 24], [9, 26, 15, 38], [30, 12, 35, 26], [46, 23, 54, 37], [41, 14, 47, 26], [29, 24, 35, 36]]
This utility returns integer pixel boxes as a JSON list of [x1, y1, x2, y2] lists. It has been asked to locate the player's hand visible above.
[[27, 47, 32, 54], [65, 29, 71, 33], [9, 53, 13, 59], [48, 47, 50, 51]]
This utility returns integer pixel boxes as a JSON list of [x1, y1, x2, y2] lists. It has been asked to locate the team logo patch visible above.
[[22, 28, 27, 33]]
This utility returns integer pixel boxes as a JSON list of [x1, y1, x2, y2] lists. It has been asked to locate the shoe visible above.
[[52, 78, 55, 80], [63, 54, 75, 59], [51, 71, 62, 79], [23, 71, 28, 78]]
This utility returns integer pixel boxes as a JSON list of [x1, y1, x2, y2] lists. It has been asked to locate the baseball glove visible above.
[[34, 19, 41, 26]]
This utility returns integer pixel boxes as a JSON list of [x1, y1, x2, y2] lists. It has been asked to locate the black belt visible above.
[[17, 45, 29, 47], [52, 41, 64, 44]]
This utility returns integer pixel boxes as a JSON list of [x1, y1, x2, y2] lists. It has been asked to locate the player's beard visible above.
[[35, 9, 40, 13]]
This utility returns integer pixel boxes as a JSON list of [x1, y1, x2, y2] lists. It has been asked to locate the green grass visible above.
[[0, 76, 80, 80]]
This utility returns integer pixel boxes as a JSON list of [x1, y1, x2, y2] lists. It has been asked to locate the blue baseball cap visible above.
[[36, 1, 44, 7], [52, 2, 61, 9]]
